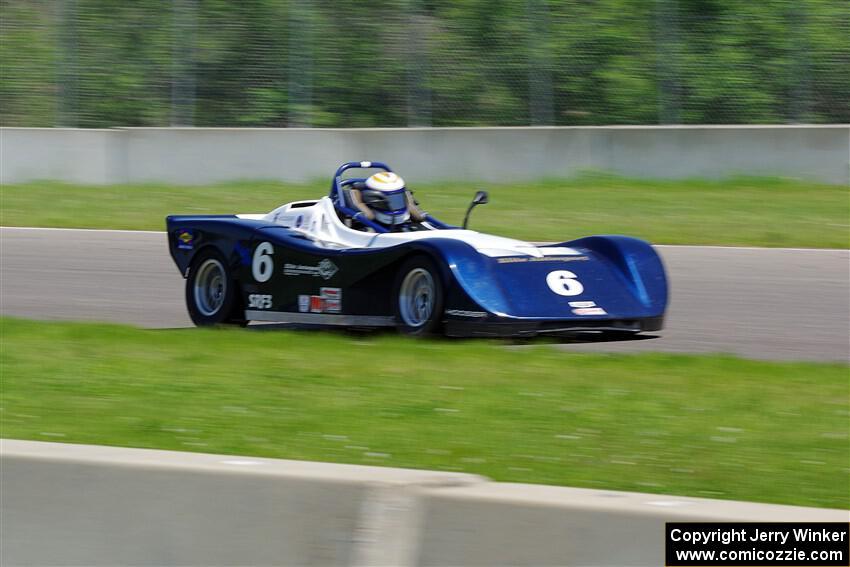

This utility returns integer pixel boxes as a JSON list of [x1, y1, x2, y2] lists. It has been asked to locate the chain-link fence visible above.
[[1, 0, 848, 128]]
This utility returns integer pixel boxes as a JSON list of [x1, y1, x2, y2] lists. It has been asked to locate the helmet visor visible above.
[[362, 188, 407, 213]]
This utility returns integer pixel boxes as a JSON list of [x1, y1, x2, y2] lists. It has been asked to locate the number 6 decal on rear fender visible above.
[[252, 242, 274, 282], [546, 270, 584, 296]]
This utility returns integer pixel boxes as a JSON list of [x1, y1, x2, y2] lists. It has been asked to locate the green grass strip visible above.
[[2, 175, 847, 248], [1, 317, 847, 509]]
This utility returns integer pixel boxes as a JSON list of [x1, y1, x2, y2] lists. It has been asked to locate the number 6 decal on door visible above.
[[546, 270, 584, 296], [252, 242, 274, 282]]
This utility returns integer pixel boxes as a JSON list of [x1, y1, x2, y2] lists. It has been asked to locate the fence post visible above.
[[406, 0, 431, 127], [788, 2, 810, 123], [528, 0, 554, 125], [654, 0, 680, 124], [288, 0, 313, 128], [57, 0, 77, 127], [171, 0, 197, 126]]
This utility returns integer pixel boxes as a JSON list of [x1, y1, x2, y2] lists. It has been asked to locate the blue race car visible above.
[[167, 161, 667, 337]]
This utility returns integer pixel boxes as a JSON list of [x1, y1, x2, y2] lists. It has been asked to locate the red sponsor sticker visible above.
[[572, 307, 607, 316], [320, 287, 341, 299]]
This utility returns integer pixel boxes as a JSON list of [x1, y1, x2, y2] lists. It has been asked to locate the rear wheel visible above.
[[185, 249, 245, 326], [394, 256, 444, 336]]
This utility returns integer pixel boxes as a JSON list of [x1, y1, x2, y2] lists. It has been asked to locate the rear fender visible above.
[[166, 215, 267, 278]]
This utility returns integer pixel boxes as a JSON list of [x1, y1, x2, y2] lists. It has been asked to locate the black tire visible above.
[[185, 248, 245, 327], [393, 256, 445, 336]]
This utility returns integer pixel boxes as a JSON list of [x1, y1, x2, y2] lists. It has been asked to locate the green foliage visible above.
[[0, 1, 57, 126], [1, 0, 847, 127]]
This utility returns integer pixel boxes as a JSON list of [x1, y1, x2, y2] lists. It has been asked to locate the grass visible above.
[[1, 175, 847, 248], [1, 317, 847, 509]]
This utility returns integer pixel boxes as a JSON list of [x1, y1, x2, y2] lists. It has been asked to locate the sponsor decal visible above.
[[320, 287, 340, 299], [445, 309, 487, 318], [176, 229, 194, 250], [320, 287, 342, 313], [283, 259, 339, 280], [531, 256, 587, 262], [572, 307, 607, 316], [497, 256, 588, 264], [568, 301, 596, 308], [539, 247, 583, 256], [295, 215, 303, 228], [318, 259, 338, 279], [301, 288, 343, 314], [284, 264, 315, 277], [248, 294, 273, 309]]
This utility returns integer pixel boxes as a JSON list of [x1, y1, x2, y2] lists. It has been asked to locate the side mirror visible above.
[[463, 190, 489, 229]]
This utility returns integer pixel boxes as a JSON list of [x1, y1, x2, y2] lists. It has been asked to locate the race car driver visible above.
[[349, 171, 427, 231]]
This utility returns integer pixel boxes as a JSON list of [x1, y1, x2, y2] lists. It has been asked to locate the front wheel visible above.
[[185, 249, 244, 326], [393, 256, 445, 336]]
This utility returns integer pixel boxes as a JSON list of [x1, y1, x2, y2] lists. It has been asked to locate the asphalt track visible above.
[[1, 227, 847, 363]]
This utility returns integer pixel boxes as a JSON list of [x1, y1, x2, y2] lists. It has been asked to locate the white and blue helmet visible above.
[[362, 172, 410, 226]]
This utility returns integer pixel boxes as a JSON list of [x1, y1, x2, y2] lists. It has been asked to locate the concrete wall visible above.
[[2, 440, 847, 566], [415, 483, 849, 566], [2, 125, 848, 185], [0, 128, 125, 185], [0, 439, 481, 566]]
